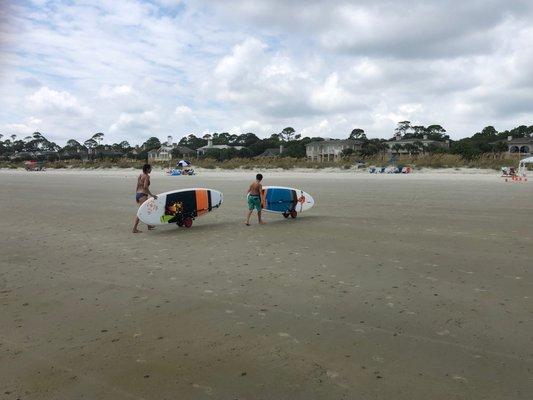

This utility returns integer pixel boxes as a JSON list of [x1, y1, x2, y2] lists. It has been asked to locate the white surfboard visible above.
[[260, 186, 314, 218], [138, 188, 223, 228]]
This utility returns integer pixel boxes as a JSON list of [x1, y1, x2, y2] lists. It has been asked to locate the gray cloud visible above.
[[0, 0, 532, 144]]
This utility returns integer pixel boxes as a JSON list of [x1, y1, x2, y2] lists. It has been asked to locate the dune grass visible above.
[[0, 153, 527, 171]]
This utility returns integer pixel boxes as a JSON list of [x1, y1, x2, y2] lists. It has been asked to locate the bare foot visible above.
[[244, 222, 250, 226], [259, 221, 267, 225], [132, 229, 142, 233], [148, 225, 156, 230]]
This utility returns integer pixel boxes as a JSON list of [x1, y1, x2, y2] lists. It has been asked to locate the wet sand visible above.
[[1, 169, 532, 399]]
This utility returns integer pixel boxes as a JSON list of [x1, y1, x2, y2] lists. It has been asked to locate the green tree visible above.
[[391, 143, 403, 153], [179, 134, 207, 149], [426, 125, 448, 140], [204, 147, 237, 161], [279, 127, 299, 142], [480, 126, 497, 137], [491, 141, 508, 153], [395, 121, 411, 138], [92, 132, 104, 146], [349, 128, 366, 140], [212, 132, 231, 145], [411, 125, 427, 138], [361, 139, 388, 156], [413, 140, 424, 152], [32, 132, 44, 140], [284, 141, 307, 158], [404, 143, 419, 155], [228, 134, 238, 144], [67, 139, 82, 148], [84, 138, 98, 149], [234, 132, 260, 147], [341, 148, 355, 157], [142, 137, 161, 151]]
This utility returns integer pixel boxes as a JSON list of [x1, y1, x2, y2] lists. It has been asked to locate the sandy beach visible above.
[[1, 168, 532, 400]]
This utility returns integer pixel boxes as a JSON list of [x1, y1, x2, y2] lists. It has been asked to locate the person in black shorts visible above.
[[132, 164, 157, 233]]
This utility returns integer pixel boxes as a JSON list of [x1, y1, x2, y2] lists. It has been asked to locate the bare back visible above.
[[136, 173, 150, 194], [248, 181, 262, 196]]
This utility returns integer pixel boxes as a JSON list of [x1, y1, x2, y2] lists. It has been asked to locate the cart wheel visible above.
[[282, 212, 289, 218], [290, 210, 297, 219], [177, 220, 184, 227], [183, 217, 193, 228]]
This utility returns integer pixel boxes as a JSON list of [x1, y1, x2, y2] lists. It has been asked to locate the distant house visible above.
[[490, 136, 533, 155], [148, 145, 173, 161], [60, 147, 89, 160], [10, 150, 60, 161], [85, 145, 123, 159], [386, 133, 450, 154], [98, 148, 124, 158], [10, 151, 34, 161], [305, 139, 363, 162], [147, 144, 195, 161], [172, 145, 195, 157], [196, 139, 244, 156], [257, 145, 284, 158]]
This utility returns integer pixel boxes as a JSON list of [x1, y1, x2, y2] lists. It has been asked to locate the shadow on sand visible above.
[[147, 214, 325, 236]]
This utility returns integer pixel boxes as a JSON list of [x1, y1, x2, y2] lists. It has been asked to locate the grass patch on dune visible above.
[[0, 153, 527, 171]]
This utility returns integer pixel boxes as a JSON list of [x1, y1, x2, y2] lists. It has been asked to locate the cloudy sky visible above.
[[1, 0, 532, 145]]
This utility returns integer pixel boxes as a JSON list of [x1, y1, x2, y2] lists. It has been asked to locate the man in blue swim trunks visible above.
[[245, 173, 266, 226]]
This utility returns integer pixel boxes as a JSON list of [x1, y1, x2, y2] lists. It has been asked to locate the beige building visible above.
[[305, 139, 363, 162], [506, 136, 533, 155], [148, 145, 173, 161], [148, 144, 195, 161]]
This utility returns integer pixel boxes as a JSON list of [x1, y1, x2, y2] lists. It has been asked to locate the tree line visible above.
[[1, 122, 532, 162]]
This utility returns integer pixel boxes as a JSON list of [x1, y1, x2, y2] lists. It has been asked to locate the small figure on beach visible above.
[[245, 173, 266, 226], [133, 163, 158, 233]]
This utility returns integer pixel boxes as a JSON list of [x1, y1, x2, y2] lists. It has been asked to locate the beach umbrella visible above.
[[177, 160, 191, 167]]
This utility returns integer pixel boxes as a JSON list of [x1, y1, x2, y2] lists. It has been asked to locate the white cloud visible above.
[[109, 110, 159, 135], [99, 85, 133, 98], [174, 105, 192, 115], [28, 87, 92, 117], [229, 120, 273, 137], [310, 73, 358, 112], [4, 116, 43, 136], [1, 0, 533, 144]]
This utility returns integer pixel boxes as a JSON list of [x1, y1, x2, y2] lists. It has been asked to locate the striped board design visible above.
[[137, 188, 223, 226], [261, 186, 314, 216]]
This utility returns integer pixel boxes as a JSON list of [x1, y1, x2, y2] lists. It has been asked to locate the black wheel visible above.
[[282, 212, 289, 218], [290, 210, 297, 219], [177, 221, 184, 227], [183, 217, 193, 228]]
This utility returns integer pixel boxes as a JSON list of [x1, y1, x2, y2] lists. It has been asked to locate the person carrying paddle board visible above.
[[133, 163, 158, 233], [245, 173, 266, 226]]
